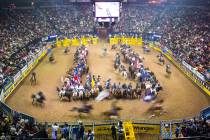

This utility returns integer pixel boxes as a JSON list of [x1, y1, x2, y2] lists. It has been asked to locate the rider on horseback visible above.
[[105, 79, 111, 90], [166, 63, 171, 74], [30, 72, 36, 85]]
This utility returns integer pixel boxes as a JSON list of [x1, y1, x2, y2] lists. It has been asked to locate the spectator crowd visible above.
[[114, 5, 210, 81], [0, 4, 94, 90], [0, 109, 45, 139]]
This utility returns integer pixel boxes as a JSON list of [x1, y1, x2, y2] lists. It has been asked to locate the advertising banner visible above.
[[94, 124, 112, 135], [133, 124, 160, 134], [13, 71, 21, 82], [21, 65, 28, 74], [182, 61, 205, 81]]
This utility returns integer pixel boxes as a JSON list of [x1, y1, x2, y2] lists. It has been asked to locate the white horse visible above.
[[57, 87, 72, 101], [166, 64, 171, 75], [121, 70, 128, 80], [72, 87, 84, 100], [135, 72, 141, 80]]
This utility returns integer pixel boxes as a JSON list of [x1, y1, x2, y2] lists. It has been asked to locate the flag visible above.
[[91, 78, 95, 88]]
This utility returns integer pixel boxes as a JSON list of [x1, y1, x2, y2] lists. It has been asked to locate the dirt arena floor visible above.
[[6, 42, 210, 122]]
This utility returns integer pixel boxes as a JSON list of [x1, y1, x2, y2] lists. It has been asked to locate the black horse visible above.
[[70, 103, 93, 116], [31, 91, 46, 106], [102, 101, 122, 119]]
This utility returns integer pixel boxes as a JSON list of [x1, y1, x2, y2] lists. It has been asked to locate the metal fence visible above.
[[0, 100, 35, 123]]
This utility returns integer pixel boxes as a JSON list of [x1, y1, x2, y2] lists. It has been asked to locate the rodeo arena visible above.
[[0, 0, 210, 140]]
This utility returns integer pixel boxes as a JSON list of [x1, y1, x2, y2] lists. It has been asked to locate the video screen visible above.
[[95, 2, 120, 17]]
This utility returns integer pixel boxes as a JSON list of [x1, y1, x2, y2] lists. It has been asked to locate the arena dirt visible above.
[[6, 43, 210, 122]]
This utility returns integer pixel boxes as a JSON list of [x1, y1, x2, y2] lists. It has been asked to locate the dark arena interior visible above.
[[0, 0, 210, 139]]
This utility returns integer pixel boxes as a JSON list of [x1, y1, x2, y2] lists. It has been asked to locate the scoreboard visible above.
[[95, 2, 120, 18]]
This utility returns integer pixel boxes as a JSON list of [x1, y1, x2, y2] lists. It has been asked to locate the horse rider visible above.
[[166, 64, 171, 74], [103, 47, 107, 56], [128, 83, 132, 90], [49, 53, 55, 63], [157, 53, 164, 65], [64, 47, 69, 54], [105, 79, 111, 90], [30, 72, 36, 85], [116, 82, 121, 90]]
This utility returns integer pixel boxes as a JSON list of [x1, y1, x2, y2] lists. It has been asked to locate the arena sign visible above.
[[93, 123, 160, 135], [182, 61, 205, 82], [133, 123, 160, 134]]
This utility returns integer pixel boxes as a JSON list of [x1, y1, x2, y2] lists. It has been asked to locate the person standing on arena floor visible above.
[[111, 123, 117, 140]]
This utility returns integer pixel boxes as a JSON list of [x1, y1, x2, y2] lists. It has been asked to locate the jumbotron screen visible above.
[[95, 2, 120, 18]]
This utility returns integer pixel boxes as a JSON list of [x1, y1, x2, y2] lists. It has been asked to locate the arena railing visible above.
[[168, 136, 210, 140], [0, 100, 35, 123], [42, 118, 193, 139]]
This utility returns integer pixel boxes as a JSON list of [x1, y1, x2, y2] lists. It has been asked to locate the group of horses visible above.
[[55, 45, 163, 103], [113, 45, 163, 101], [31, 44, 167, 118], [57, 46, 90, 101]]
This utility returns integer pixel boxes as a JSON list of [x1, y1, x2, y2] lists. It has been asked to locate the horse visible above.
[[157, 54, 165, 65], [102, 101, 122, 119], [72, 88, 84, 100], [31, 91, 46, 106], [135, 87, 142, 99], [57, 87, 72, 102], [102, 48, 107, 56], [146, 99, 166, 118], [143, 45, 151, 53], [121, 70, 128, 80], [30, 72, 36, 85], [114, 62, 120, 71], [114, 55, 121, 71], [70, 103, 93, 116], [166, 64, 171, 76], [111, 45, 117, 50], [64, 47, 70, 54], [49, 54, 55, 63]]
